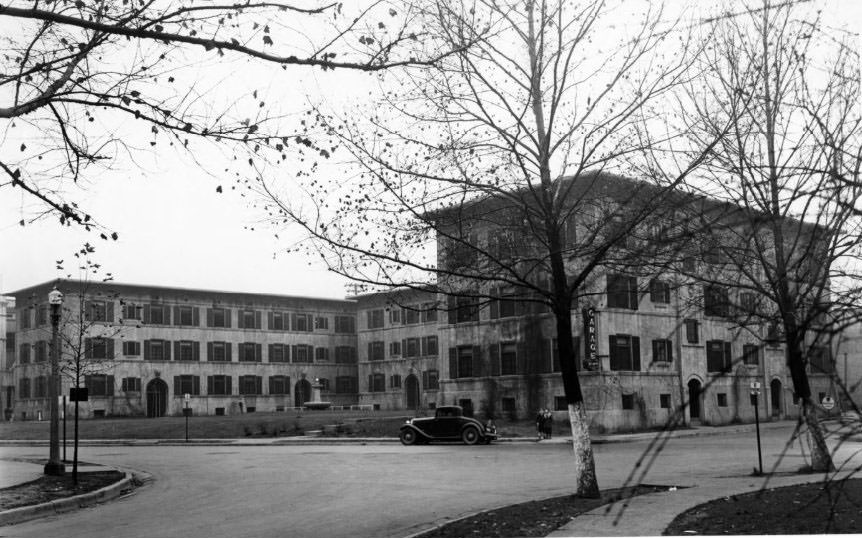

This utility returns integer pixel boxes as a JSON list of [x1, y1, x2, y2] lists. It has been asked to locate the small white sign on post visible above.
[[184, 393, 191, 407], [822, 396, 835, 410], [750, 381, 762, 390]]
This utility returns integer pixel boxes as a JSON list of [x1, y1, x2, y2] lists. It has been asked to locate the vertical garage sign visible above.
[[582, 306, 599, 371]]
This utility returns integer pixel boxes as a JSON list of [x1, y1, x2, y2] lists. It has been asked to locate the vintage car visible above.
[[399, 405, 498, 445]]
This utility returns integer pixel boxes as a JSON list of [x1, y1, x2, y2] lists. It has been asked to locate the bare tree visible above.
[[256, 0, 721, 497], [675, 0, 862, 473], [0, 0, 449, 232]]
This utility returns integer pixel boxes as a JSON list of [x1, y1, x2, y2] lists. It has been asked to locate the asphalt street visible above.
[[1, 423, 858, 538]]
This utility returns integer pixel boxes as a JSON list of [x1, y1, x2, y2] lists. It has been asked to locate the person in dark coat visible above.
[[543, 409, 553, 439], [536, 409, 545, 440]]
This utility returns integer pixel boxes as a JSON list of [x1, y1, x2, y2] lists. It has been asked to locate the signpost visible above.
[[582, 306, 599, 371], [821, 396, 835, 410], [750, 381, 763, 475], [183, 393, 192, 442]]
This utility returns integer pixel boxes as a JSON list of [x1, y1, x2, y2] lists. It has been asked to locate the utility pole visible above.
[[44, 287, 65, 476]]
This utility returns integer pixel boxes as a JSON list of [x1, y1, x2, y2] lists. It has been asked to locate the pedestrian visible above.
[[536, 409, 545, 440], [543, 409, 553, 439]]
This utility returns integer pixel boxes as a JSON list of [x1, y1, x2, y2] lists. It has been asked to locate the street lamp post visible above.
[[44, 287, 65, 476]]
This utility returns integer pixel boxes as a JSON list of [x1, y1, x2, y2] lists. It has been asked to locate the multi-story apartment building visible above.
[[356, 288, 441, 410], [9, 281, 359, 420]]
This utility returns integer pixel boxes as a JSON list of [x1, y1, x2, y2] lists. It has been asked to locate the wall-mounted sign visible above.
[[582, 306, 599, 371]]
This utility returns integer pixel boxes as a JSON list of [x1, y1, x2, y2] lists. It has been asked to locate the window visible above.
[[739, 292, 758, 315], [34, 376, 47, 398], [238, 375, 263, 396], [423, 370, 439, 390], [368, 373, 386, 392], [609, 335, 641, 371], [208, 341, 232, 362], [208, 307, 231, 328], [649, 279, 670, 304], [291, 313, 313, 332], [315, 347, 330, 362], [449, 346, 475, 378], [652, 339, 673, 363], [238, 343, 262, 362], [443, 234, 479, 270], [546, 338, 563, 373], [607, 274, 639, 310], [390, 341, 401, 357], [144, 339, 171, 361], [175, 306, 198, 326], [292, 344, 313, 363], [6, 332, 14, 353], [704, 285, 730, 317], [554, 397, 568, 412], [37, 305, 49, 326], [743, 344, 759, 366], [367, 341, 385, 361], [19, 378, 31, 398], [421, 304, 438, 323], [175, 340, 200, 361], [335, 346, 356, 364], [404, 308, 419, 325], [684, 319, 700, 344], [85, 337, 113, 360], [809, 346, 833, 374], [404, 337, 420, 358], [660, 394, 671, 409], [269, 375, 290, 395], [314, 316, 329, 330], [706, 340, 732, 373], [367, 309, 384, 329], [390, 374, 402, 389], [145, 304, 169, 325], [19, 343, 30, 364], [207, 375, 232, 395], [123, 303, 142, 320], [85, 300, 110, 322], [239, 309, 261, 330], [621, 394, 635, 410], [121, 377, 141, 392], [268, 344, 288, 363], [455, 296, 480, 323], [717, 393, 728, 407], [490, 288, 521, 319], [335, 376, 358, 394], [174, 375, 201, 396], [502, 397, 518, 417], [34, 341, 47, 362], [334, 315, 356, 333], [421, 336, 438, 356], [20, 308, 32, 330], [86, 374, 115, 397], [269, 311, 287, 331], [389, 308, 402, 325], [500, 343, 517, 375], [123, 341, 141, 356]]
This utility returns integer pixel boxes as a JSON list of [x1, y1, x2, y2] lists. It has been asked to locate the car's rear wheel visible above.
[[400, 428, 418, 446], [461, 426, 480, 445]]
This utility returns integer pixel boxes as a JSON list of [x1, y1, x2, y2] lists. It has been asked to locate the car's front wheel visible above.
[[461, 426, 480, 445], [400, 428, 418, 446]]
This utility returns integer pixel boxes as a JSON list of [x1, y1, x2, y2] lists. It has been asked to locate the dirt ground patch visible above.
[[417, 485, 674, 538], [0, 471, 126, 511], [664, 478, 862, 535]]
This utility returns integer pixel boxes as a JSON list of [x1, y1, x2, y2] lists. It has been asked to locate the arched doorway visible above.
[[295, 379, 311, 408], [404, 375, 420, 410], [770, 379, 782, 418], [146, 378, 168, 418], [687, 379, 702, 422]]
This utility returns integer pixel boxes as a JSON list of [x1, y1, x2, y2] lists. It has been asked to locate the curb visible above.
[[0, 472, 133, 526]]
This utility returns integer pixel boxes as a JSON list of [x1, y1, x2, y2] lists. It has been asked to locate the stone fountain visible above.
[[303, 378, 332, 410]]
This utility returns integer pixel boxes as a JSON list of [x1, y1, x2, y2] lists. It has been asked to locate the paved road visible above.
[[1, 424, 858, 538]]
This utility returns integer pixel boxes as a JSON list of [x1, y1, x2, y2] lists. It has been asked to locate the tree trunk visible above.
[[568, 401, 600, 498], [801, 398, 834, 472]]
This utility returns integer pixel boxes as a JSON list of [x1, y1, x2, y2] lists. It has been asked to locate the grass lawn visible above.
[[0, 410, 544, 440]]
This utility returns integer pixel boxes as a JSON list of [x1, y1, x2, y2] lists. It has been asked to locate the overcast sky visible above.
[[1, 1, 859, 299]]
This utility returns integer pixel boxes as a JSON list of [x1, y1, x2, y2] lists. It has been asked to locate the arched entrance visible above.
[[687, 379, 702, 422], [295, 379, 311, 408], [404, 374, 420, 410], [146, 378, 168, 418], [770, 379, 782, 418]]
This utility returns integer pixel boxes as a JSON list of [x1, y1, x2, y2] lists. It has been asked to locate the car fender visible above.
[[400, 423, 429, 439]]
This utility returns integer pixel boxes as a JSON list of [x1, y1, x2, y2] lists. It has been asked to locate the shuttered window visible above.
[[609, 335, 641, 371]]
